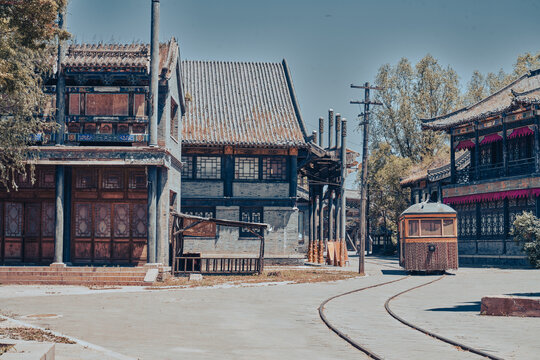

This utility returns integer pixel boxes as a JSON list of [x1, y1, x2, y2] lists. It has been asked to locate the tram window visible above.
[[408, 220, 419, 236], [443, 219, 455, 236], [421, 220, 442, 236]]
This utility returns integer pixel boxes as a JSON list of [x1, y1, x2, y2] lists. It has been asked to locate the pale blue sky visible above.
[[66, 0, 540, 184]]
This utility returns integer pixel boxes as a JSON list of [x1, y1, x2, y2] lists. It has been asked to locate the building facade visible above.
[[180, 60, 309, 263], [0, 40, 183, 266], [419, 69, 540, 266]]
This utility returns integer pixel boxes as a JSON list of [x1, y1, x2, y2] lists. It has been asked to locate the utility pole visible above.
[[350, 82, 382, 275]]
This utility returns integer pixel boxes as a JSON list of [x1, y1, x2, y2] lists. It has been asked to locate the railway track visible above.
[[318, 274, 504, 360]]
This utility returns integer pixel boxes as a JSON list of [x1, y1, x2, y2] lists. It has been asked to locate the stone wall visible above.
[[182, 206, 302, 259]]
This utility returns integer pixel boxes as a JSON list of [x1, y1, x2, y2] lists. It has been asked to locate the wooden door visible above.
[[1, 201, 55, 264]]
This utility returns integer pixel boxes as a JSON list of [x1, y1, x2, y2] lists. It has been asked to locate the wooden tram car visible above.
[[399, 202, 458, 272]]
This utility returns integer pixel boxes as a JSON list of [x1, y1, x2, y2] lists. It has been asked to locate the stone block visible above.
[[481, 295, 540, 317], [189, 273, 203, 281]]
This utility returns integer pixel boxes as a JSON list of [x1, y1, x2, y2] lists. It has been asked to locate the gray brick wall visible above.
[[232, 182, 289, 198], [182, 181, 224, 198], [182, 205, 302, 258]]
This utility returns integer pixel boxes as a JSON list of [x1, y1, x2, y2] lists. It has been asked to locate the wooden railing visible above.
[[174, 257, 262, 274], [170, 212, 267, 276]]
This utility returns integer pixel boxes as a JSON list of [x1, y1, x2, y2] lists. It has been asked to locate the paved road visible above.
[[0, 257, 538, 359]]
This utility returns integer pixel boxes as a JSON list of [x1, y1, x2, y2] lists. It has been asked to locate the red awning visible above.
[[508, 126, 534, 140], [455, 140, 475, 151], [443, 188, 539, 205], [480, 133, 502, 145]]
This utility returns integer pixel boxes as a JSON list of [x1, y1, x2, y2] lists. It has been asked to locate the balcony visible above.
[[508, 157, 535, 176]]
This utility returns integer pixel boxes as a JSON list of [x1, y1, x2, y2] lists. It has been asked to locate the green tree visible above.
[[0, 0, 67, 189], [372, 54, 459, 162], [464, 70, 487, 106], [512, 212, 540, 268], [362, 142, 412, 236]]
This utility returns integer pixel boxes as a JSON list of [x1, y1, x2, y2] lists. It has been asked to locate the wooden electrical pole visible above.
[[350, 82, 382, 275]]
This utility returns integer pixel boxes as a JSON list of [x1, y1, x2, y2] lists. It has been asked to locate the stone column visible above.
[[156, 167, 169, 265], [147, 166, 157, 264], [53, 165, 64, 265]]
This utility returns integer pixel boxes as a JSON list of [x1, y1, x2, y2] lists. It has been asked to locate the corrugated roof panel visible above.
[[181, 60, 306, 147]]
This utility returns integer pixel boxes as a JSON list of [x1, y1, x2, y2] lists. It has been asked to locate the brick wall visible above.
[[182, 181, 224, 198], [232, 182, 289, 198], [182, 205, 301, 258]]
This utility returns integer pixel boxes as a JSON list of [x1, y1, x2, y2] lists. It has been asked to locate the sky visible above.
[[66, 0, 540, 186]]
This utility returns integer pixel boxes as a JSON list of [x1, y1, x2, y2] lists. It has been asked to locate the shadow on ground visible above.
[[427, 301, 481, 312], [381, 269, 408, 276], [505, 292, 540, 297]]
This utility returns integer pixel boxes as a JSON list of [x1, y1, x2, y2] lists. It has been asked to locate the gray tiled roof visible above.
[[422, 69, 540, 130], [181, 60, 307, 147]]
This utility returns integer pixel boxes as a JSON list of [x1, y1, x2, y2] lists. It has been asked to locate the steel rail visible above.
[[318, 276, 409, 359], [384, 275, 505, 360]]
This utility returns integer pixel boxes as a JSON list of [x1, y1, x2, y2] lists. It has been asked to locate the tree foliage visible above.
[[0, 0, 67, 190], [464, 51, 540, 104], [363, 143, 412, 234], [512, 212, 540, 268], [371, 54, 459, 162]]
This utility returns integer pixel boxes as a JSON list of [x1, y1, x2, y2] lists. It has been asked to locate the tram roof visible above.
[[401, 202, 456, 216]]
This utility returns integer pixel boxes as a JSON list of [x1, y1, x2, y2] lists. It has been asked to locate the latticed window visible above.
[[183, 207, 216, 219], [182, 156, 193, 179], [509, 197, 536, 232], [262, 157, 287, 180], [235, 157, 258, 180], [196, 156, 221, 179], [480, 200, 504, 237], [455, 203, 476, 238], [240, 207, 263, 237], [508, 135, 533, 161]]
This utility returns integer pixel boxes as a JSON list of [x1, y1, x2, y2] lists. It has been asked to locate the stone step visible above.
[[0, 267, 148, 273]]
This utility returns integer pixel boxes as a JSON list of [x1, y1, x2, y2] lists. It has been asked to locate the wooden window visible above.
[[133, 94, 146, 117], [196, 156, 221, 179], [181, 156, 194, 179], [442, 219, 455, 236], [69, 93, 80, 115], [75, 169, 97, 189], [86, 93, 129, 116], [129, 170, 147, 189], [102, 170, 123, 190], [240, 207, 263, 237], [420, 220, 442, 236], [235, 157, 258, 180], [408, 220, 419, 236], [170, 98, 179, 140], [262, 157, 287, 180]]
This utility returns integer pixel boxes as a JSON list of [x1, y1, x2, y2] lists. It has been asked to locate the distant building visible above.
[[409, 69, 540, 266]]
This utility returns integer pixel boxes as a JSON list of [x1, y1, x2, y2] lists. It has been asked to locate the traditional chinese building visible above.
[[179, 60, 310, 264], [418, 69, 540, 266], [0, 39, 183, 267]]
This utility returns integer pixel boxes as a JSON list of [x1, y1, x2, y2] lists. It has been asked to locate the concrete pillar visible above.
[[289, 155, 297, 198], [328, 189, 334, 241], [318, 187, 324, 243], [147, 166, 157, 263], [156, 167, 169, 264], [335, 114, 341, 150], [149, 0, 160, 146], [318, 117, 324, 148], [54, 165, 64, 264], [328, 109, 334, 148]]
